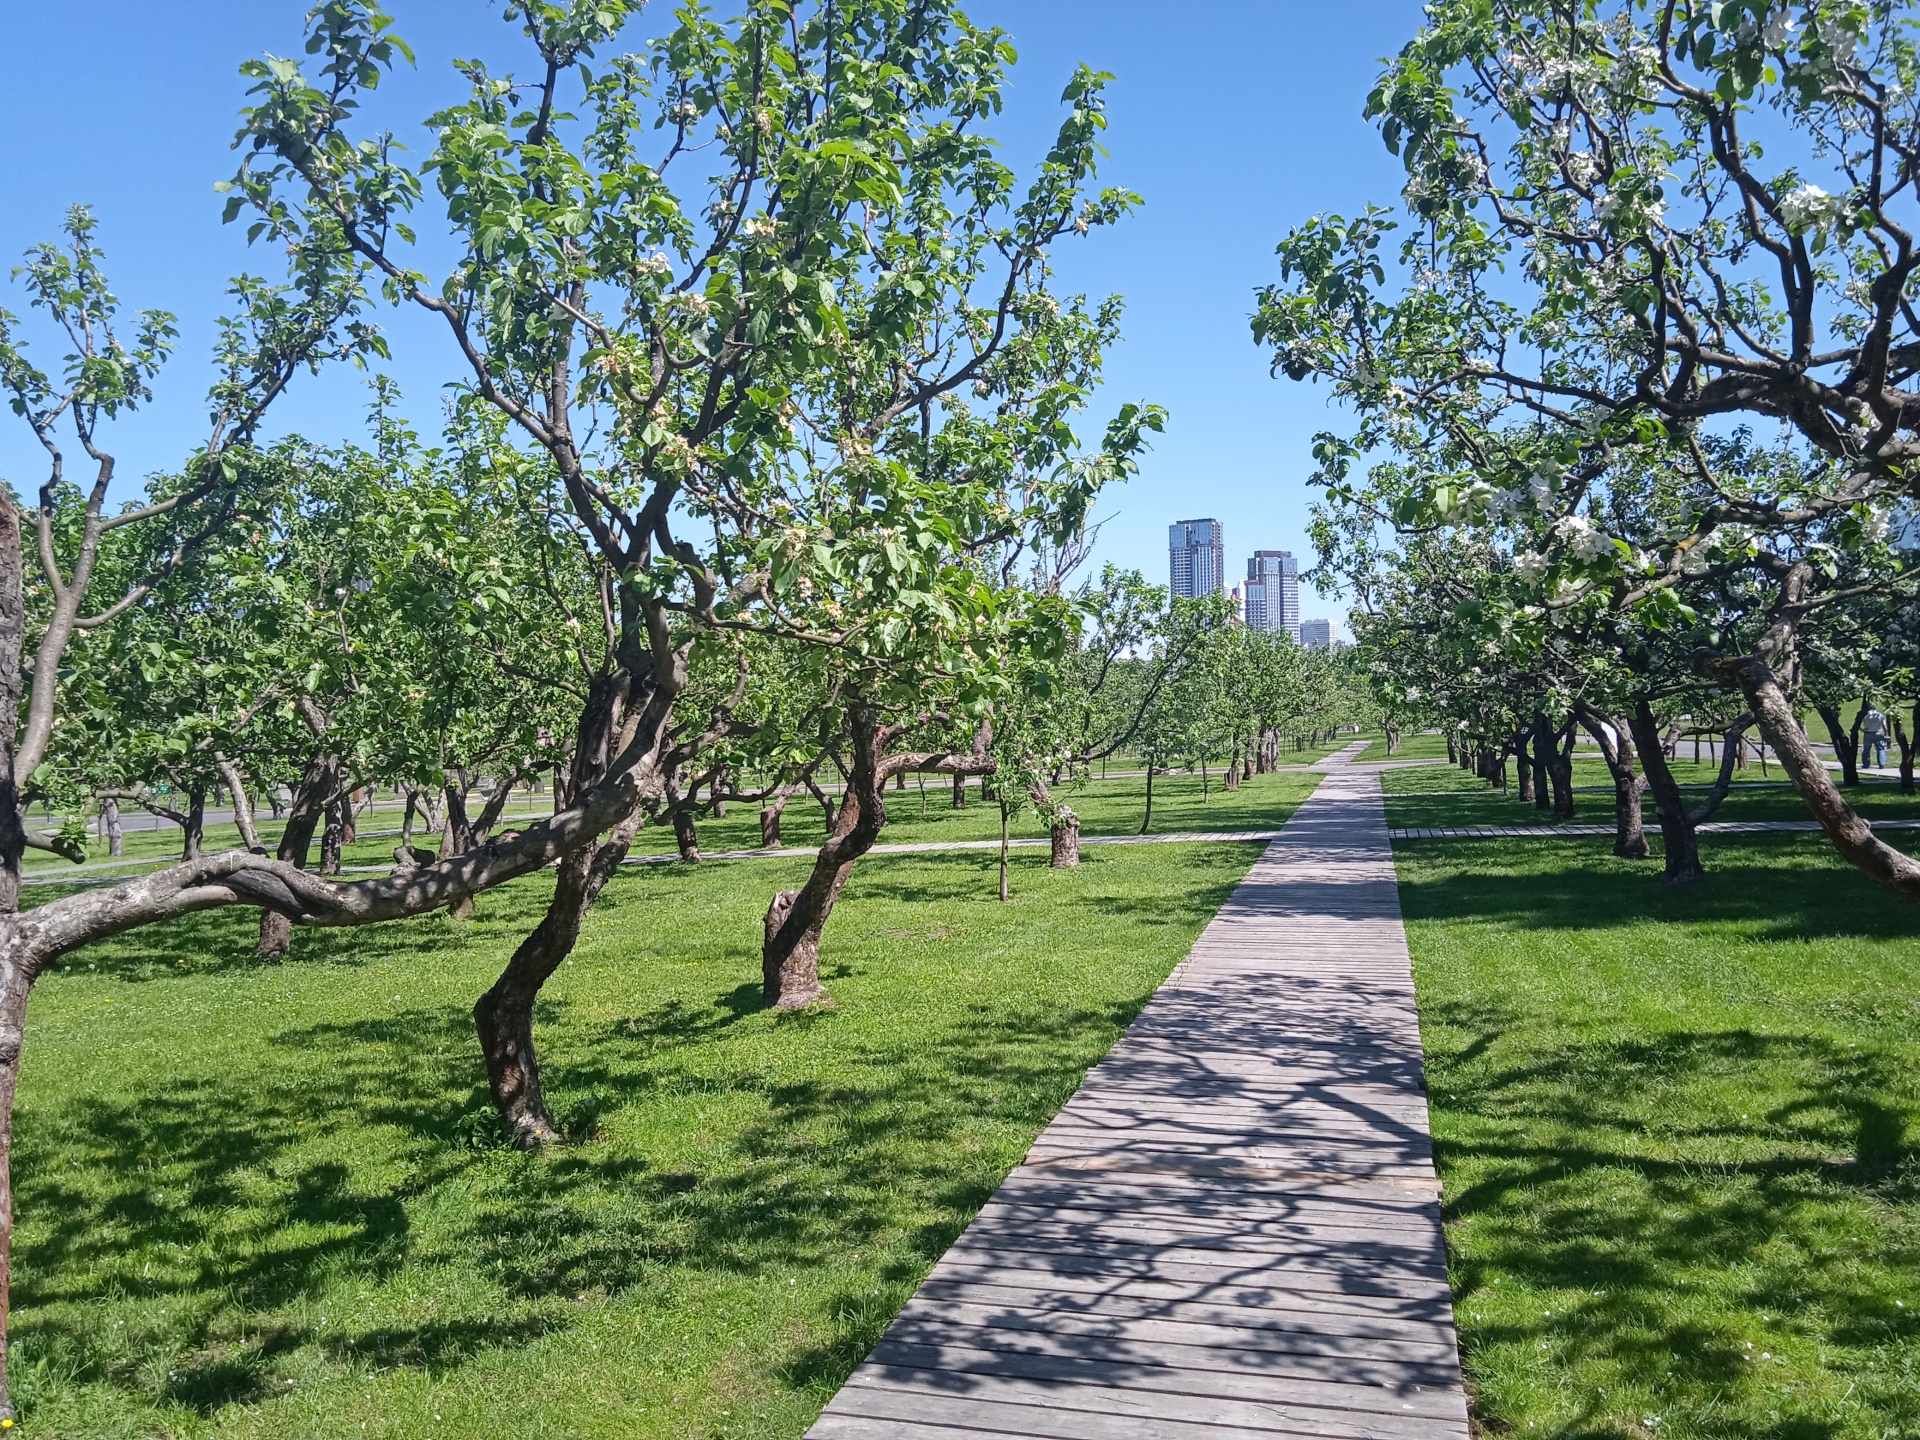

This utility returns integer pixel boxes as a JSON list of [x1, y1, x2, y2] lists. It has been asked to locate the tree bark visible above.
[[998, 803, 1011, 901], [215, 754, 264, 853], [1534, 716, 1574, 819], [951, 771, 966, 808], [256, 741, 340, 958], [319, 797, 345, 876], [1684, 716, 1755, 827], [1139, 764, 1155, 835], [1514, 730, 1534, 804], [762, 710, 994, 1008], [760, 788, 788, 848], [1628, 697, 1704, 884], [1899, 707, 1918, 796], [1816, 703, 1861, 787], [1575, 704, 1648, 859], [473, 812, 642, 1147], [1723, 638, 1920, 898], [671, 806, 700, 863], [1529, 715, 1552, 810], [103, 796, 123, 857], [1050, 807, 1081, 868]]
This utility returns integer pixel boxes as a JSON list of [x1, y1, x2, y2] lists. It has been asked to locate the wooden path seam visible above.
[[806, 747, 1470, 1439]]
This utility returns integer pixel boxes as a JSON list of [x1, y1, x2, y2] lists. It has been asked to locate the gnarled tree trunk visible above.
[[672, 806, 700, 863], [1897, 707, 1917, 796], [473, 664, 657, 1144], [1575, 703, 1647, 859], [1051, 807, 1081, 868], [257, 735, 341, 958], [1628, 697, 1703, 884], [762, 709, 994, 1008], [1816, 703, 1861, 787]]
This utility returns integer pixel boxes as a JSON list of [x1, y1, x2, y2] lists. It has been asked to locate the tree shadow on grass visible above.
[[15, 965, 1160, 1422], [1416, 997, 1920, 1434], [1396, 830, 1920, 945]]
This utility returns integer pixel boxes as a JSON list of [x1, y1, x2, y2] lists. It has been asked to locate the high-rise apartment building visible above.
[[1300, 618, 1333, 649], [1242, 550, 1299, 637], [1168, 518, 1225, 598]]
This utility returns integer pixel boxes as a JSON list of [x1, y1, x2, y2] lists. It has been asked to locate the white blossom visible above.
[[1554, 514, 1617, 562], [1513, 551, 1550, 584], [1762, 7, 1796, 48], [1779, 183, 1841, 234]]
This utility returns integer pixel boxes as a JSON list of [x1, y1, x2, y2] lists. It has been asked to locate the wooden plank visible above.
[[805, 766, 1466, 1438], [843, 1366, 1465, 1439]]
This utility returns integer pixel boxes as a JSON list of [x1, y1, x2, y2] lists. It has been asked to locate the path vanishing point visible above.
[[806, 744, 1469, 1439]]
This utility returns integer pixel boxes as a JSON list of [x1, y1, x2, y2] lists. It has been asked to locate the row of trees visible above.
[[0, 0, 1359, 1419], [1259, 0, 1920, 892]]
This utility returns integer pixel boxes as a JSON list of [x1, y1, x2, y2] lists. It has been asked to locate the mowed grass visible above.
[[1383, 759, 1920, 832], [1398, 831, 1920, 1438], [1354, 730, 1454, 763], [665, 767, 1324, 856], [8, 772, 1320, 1438]]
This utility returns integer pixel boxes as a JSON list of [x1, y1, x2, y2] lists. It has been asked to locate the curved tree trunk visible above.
[[1575, 704, 1647, 859], [1529, 715, 1552, 811], [1683, 717, 1755, 827], [1628, 697, 1703, 884], [215, 755, 264, 854], [1816, 703, 1861, 787], [1727, 645, 1920, 898], [257, 742, 340, 958], [473, 813, 642, 1147], [762, 709, 994, 1008], [672, 806, 700, 863], [471, 662, 655, 1141], [1898, 709, 1917, 796]]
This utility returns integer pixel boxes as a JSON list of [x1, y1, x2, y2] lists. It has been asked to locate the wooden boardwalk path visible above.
[[807, 758, 1468, 1439]]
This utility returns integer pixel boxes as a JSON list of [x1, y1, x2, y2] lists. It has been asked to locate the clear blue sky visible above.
[[0, 2, 1425, 633]]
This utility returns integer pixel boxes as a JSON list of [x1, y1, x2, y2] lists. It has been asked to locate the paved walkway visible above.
[[807, 763, 1467, 1439], [1390, 817, 1920, 841]]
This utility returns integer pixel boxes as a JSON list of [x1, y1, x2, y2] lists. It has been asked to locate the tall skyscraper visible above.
[[1300, 618, 1333, 649], [1242, 550, 1300, 637], [1168, 518, 1224, 598]]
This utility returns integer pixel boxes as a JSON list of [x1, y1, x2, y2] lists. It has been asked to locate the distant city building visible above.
[[1300, 618, 1333, 649], [1169, 518, 1225, 598], [1242, 550, 1299, 637]]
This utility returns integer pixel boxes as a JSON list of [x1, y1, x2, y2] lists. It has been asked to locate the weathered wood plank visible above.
[[805, 765, 1465, 1438]]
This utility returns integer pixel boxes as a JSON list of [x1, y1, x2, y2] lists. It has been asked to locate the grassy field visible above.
[[29, 765, 1336, 880], [1398, 830, 1920, 1439], [1354, 730, 1454, 763], [1382, 757, 1920, 833], [8, 772, 1321, 1438]]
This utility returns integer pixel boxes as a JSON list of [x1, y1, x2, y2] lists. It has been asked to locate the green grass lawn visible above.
[[1399, 831, 1920, 1439], [658, 768, 1323, 856], [1354, 730, 1454, 763], [24, 796, 557, 878], [7, 772, 1320, 1438], [1382, 760, 1920, 832]]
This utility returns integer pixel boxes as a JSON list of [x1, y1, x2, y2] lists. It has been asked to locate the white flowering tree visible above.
[[1257, 0, 1920, 898]]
